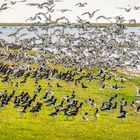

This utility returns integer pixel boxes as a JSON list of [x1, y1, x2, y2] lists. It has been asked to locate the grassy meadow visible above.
[[0, 63, 140, 140]]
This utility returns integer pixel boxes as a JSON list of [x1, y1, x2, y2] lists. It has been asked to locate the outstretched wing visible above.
[[1, 3, 7, 8], [75, 3, 80, 6], [82, 12, 90, 16], [92, 9, 100, 15]]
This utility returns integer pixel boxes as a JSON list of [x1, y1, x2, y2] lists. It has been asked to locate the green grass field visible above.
[[0, 64, 140, 140]]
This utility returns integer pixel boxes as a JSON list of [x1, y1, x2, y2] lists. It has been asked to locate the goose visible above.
[[55, 100, 64, 110], [96, 16, 112, 21], [82, 112, 88, 121], [46, 98, 57, 107], [118, 105, 127, 119], [30, 103, 42, 115], [116, 7, 132, 12], [57, 9, 72, 13], [44, 95, 54, 103], [49, 109, 59, 117], [131, 101, 136, 108], [112, 102, 117, 110], [94, 108, 99, 118], [0, 3, 14, 11], [82, 9, 100, 18], [48, 82, 53, 89], [82, 83, 88, 88], [91, 100, 96, 108], [136, 106, 140, 113], [75, 2, 87, 7], [64, 108, 70, 119], [134, 6, 140, 10], [56, 83, 63, 89]]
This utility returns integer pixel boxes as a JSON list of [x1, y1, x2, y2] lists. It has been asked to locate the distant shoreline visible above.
[[0, 22, 140, 27]]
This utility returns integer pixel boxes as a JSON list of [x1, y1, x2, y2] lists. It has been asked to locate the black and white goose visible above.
[[82, 112, 88, 121], [118, 105, 127, 119], [49, 109, 59, 117], [94, 108, 99, 118]]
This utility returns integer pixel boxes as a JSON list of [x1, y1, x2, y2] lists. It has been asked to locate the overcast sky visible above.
[[0, 0, 140, 23]]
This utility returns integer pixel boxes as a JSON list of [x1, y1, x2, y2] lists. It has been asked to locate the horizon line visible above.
[[0, 22, 139, 27]]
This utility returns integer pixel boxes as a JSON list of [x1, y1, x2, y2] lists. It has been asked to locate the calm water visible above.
[[0, 26, 140, 43]]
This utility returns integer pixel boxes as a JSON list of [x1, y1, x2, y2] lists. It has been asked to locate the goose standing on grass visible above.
[[91, 100, 96, 108], [30, 103, 42, 115], [136, 106, 140, 113], [44, 95, 54, 103], [112, 102, 117, 110], [21, 105, 28, 114], [48, 82, 53, 89], [55, 100, 64, 110], [82, 83, 88, 88], [118, 105, 127, 119], [82, 112, 88, 121], [46, 98, 57, 107], [49, 109, 59, 117], [94, 108, 99, 118], [64, 108, 70, 119], [135, 98, 140, 104], [56, 83, 63, 89], [99, 83, 105, 91], [42, 92, 49, 101], [131, 101, 136, 108]]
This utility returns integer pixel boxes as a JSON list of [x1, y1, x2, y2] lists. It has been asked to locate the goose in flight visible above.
[[25, 12, 49, 22], [9, 0, 27, 5], [9, 1, 16, 5], [26, 3, 38, 6], [82, 9, 100, 18], [0, 3, 13, 11], [75, 2, 87, 7], [27, 2, 55, 12], [76, 16, 86, 24], [96, 15, 112, 21], [114, 15, 125, 23], [134, 6, 140, 10], [116, 7, 132, 12], [8, 27, 24, 37], [44, 4, 55, 13], [55, 16, 70, 24], [57, 9, 72, 13]]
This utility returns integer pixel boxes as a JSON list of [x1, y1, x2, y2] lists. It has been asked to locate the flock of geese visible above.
[[0, 0, 139, 69], [0, 61, 140, 120], [0, 0, 140, 121]]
